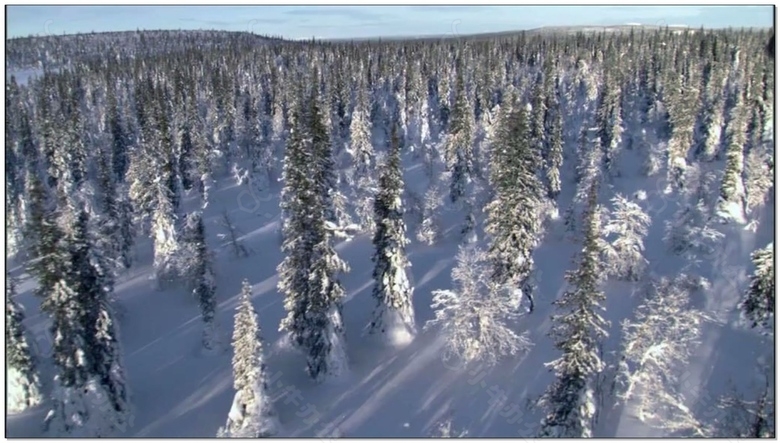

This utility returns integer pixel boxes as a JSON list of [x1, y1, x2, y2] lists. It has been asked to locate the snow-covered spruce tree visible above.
[[537, 180, 608, 438], [564, 123, 602, 238], [347, 83, 377, 234], [694, 63, 726, 162], [277, 81, 314, 353], [602, 194, 651, 281], [485, 94, 543, 306], [128, 86, 182, 288], [219, 279, 279, 438], [304, 75, 351, 381], [447, 63, 474, 206], [739, 242, 774, 334], [95, 144, 125, 276], [717, 71, 748, 223], [614, 275, 711, 437], [743, 145, 773, 217], [424, 245, 531, 366], [6, 274, 43, 413], [546, 98, 564, 200], [43, 209, 133, 437], [182, 212, 221, 351], [664, 164, 724, 258], [366, 124, 416, 346], [416, 163, 445, 245]]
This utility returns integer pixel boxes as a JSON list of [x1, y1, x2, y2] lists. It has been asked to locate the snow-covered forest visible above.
[[5, 25, 775, 437]]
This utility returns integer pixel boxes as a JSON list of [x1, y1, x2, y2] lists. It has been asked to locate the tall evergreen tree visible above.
[[447, 63, 474, 205], [347, 83, 377, 233], [43, 210, 133, 437], [366, 124, 416, 346], [546, 96, 564, 200], [219, 280, 279, 437], [485, 95, 543, 309], [538, 181, 608, 438], [182, 212, 220, 351], [278, 82, 314, 352], [304, 75, 351, 381], [717, 52, 748, 222]]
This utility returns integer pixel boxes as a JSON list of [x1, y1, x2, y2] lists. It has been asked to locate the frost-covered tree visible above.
[[447, 63, 474, 206], [366, 126, 416, 346], [664, 164, 724, 258], [538, 181, 608, 438], [565, 123, 602, 237], [424, 245, 531, 366], [95, 143, 133, 275], [717, 73, 748, 222], [127, 86, 182, 287], [219, 280, 279, 438], [546, 99, 564, 200], [602, 194, 651, 281], [743, 146, 773, 217], [739, 242, 774, 334], [485, 95, 543, 304], [615, 275, 712, 437], [715, 370, 775, 438], [278, 86, 314, 352], [43, 210, 133, 437], [6, 274, 43, 413], [416, 178, 444, 245], [279, 77, 349, 381], [347, 83, 377, 233], [182, 212, 220, 351]]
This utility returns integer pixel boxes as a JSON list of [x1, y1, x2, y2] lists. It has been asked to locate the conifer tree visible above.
[[740, 242, 774, 333], [278, 82, 314, 352], [183, 212, 220, 351], [220, 280, 279, 437], [485, 95, 543, 306], [6, 273, 43, 413], [347, 83, 377, 233], [304, 75, 350, 381], [447, 63, 474, 206], [538, 181, 608, 438], [718, 54, 748, 222], [367, 124, 416, 346], [43, 210, 133, 437], [546, 97, 564, 200]]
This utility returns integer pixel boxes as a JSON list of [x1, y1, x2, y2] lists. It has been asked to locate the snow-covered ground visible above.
[[6, 128, 773, 437]]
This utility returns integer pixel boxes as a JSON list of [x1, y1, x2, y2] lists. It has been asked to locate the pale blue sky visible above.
[[6, 5, 774, 40]]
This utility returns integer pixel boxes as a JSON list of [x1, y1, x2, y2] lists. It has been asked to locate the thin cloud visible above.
[[283, 6, 384, 22], [179, 17, 280, 26]]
